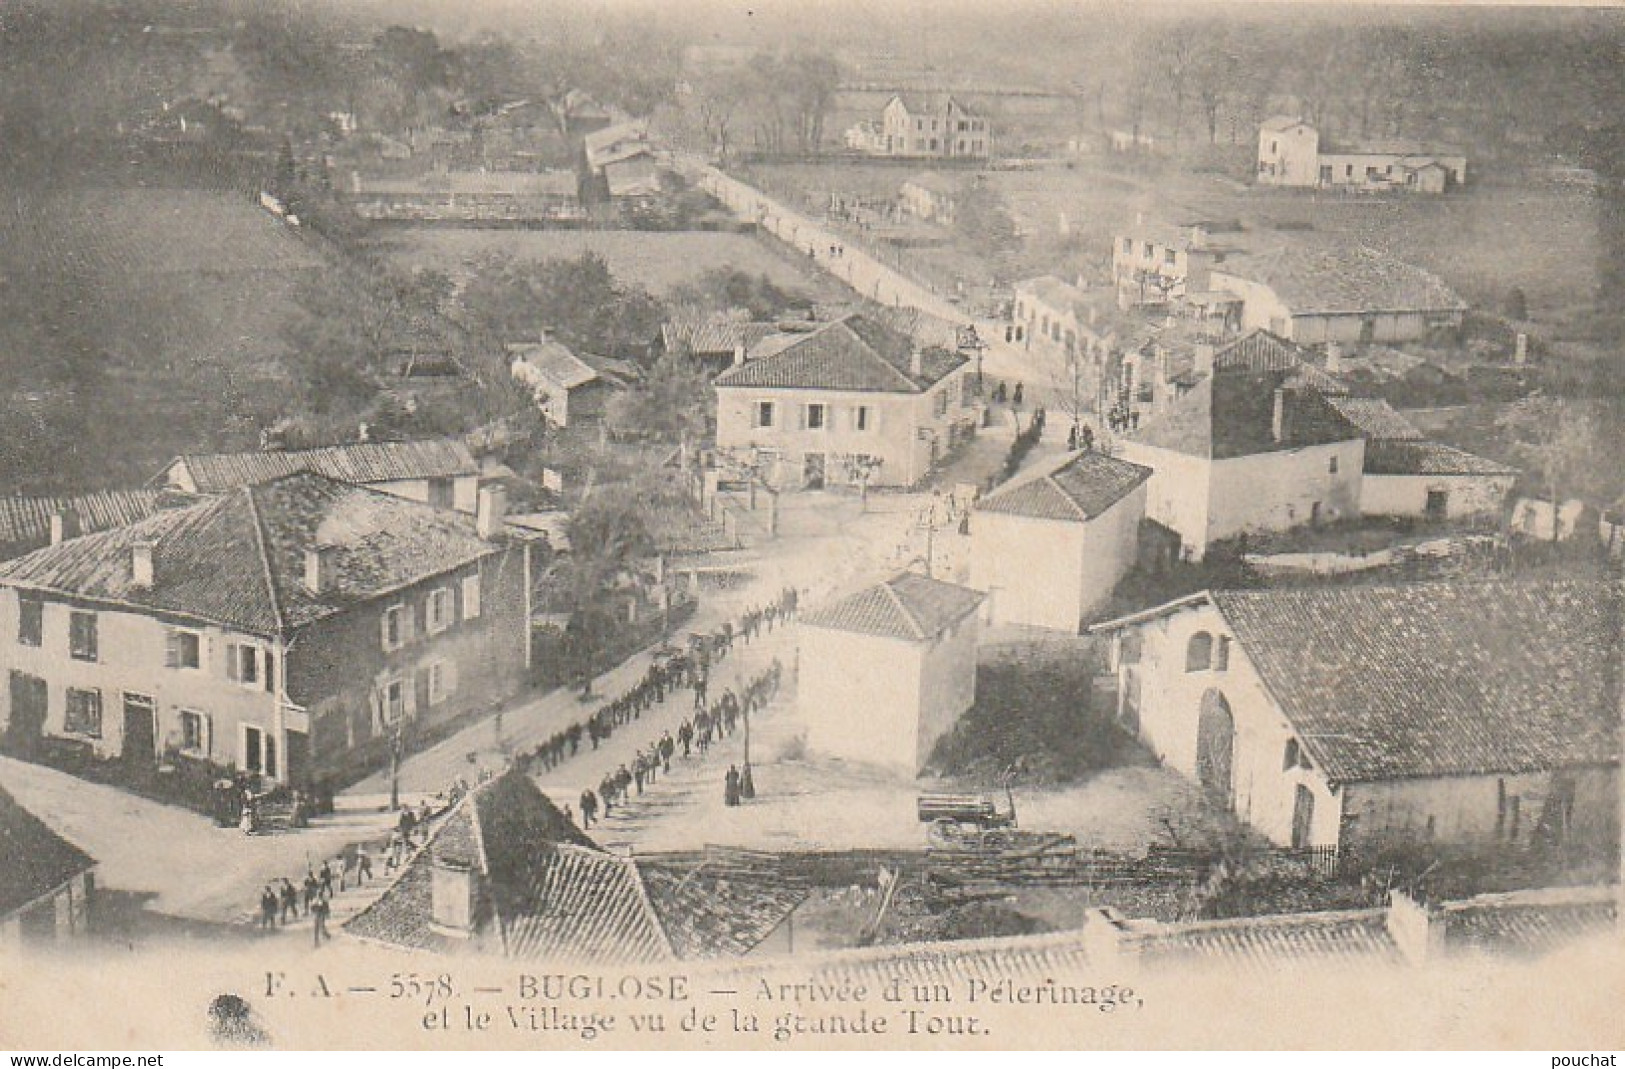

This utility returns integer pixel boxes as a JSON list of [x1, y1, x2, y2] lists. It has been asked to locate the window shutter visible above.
[[165, 630, 180, 669], [225, 643, 239, 682], [797, 405, 807, 430], [203, 714, 214, 757], [443, 658, 458, 697], [264, 650, 275, 693]]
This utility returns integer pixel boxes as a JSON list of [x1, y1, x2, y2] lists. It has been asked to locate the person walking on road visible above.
[[310, 894, 331, 948], [580, 788, 598, 828], [725, 765, 741, 807], [258, 886, 278, 930]]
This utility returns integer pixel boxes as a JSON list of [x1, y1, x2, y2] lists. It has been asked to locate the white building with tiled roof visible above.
[[1327, 396, 1518, 522], [969, 450, 1152, 631], [1256, 117, 1467, 193], [158, 438, 481, 514], [798, 571, 985, 773], [713, 314, 975, 491], [1209, 246, 1467, 345], [1092, 579, 1620, 854], [0, 473, 529, 785]]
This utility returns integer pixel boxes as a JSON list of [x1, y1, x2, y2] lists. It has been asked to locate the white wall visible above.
[[1360, 474, 1515, 520], [798, 624, 925, 771], [0, 588, 282, 773], [1341, 767, 1617, 852], [913, 611, 980, 770], [1115, 442, 1212, 560], [1206, 440, 1366, 545], [1124, 602, 1343, 847], [970, 512, 1085, 631]]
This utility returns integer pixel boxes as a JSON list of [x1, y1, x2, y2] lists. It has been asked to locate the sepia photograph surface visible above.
[[0, 0, 1621, 1051]]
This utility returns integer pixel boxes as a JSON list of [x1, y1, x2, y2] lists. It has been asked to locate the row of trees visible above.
[[678, 49, 844, 161]]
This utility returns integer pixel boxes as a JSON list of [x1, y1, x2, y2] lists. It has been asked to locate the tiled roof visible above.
[[890, 92, 979, 117], [346, 772, 802, 965], [1211, 331, 1348, 395], [1212, 580, 1621, 782], [0, 472, 497, 636], [1440, 886, 1616, 957], [170, 439, 478, 494], [0, 784, 95, 920], [1121, 908, 1401, 970], [509, 339, 599, 391], [976, 450, 1152, 523], [1130, 368, 1362, 460], [1364, 440, 1518, 477], [1214, 247, 1466, 316], [0, 489, 180, 559], [661, 318, 783, 357], [1325, 397, 1424, 440], [801, 571, 984, 642], [714, 315, 966, 393]]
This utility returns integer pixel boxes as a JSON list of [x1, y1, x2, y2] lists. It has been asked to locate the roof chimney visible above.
[[304, 544, 338, 596], [733, 343, 747, 367], [430, 853, 477, 938], [909, 348, 924, 379], [476, 484, 508, 540], [50, 508, 81, 545], [1271, 387, 1289, 443], [131, 541, 156, 589]]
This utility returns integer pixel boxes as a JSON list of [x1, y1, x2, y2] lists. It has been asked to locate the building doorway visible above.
[[121, 694, 156, 765], [1425, 489, 1449, 523], [7, 671, 48, 754], [243, 725, 277, 779], [803, 452, 826, 490], [1195, 689, 1235, 803], [1291, 784, 1316, 849]]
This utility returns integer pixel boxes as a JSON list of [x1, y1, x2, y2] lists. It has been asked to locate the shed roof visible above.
[[976, 450, 1152, 523], [0, 784, 95, 920], [168, 439, 477, 494], [714, 314, 965, 393], [801, 571, 984, 642], [1213, 247, 1466, 316]]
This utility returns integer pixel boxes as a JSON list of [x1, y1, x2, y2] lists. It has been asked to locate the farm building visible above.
[[1208, 246, 1467, 346], [1116, 331, 1366, 561], [897, 173, 960, 224], [584, 121, 661, 199], [1256, 117, 1467, 192], [0, 474, 529, 786], [157, 439, 482, 515], [712, 314, 975, 491], [508, 339, 634, 429], [969, 450, 1151, 632], [658, 316, 787, 378], [797, 572, 984, 773], [1092, 580, 1620, 855], [0, 784, 96, 951], [1325, 397, 1518, 522], [872, 94, 991, 160], [345, 770, 805, 962]]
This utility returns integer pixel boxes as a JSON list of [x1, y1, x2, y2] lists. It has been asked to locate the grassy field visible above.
[[0, 187, 330, 491], [379, 227, 852, 300]]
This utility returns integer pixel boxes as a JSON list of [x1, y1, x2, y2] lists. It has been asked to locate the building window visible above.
[[1144, 242, 1154, 259], [1283, 738, 1300, 771], [1164, 249, 1177, 266], [1329, 456, 1339, 474], [69, 611, 98, 662], [64, 687, 102, 737], [426, 587, 454, 634], [806, 403, 826, 430], [855, 406, 871, 431], [18, 598, 42, 647], [461, 574, 482, 620], [1122, 238, 1133, 255], [754, 401, 775, 428], [179, 710, 210, 755], [382, 604, 408, 652], [425, 660, 456, 705], [383, 679, 407, 724], [934, 390, 949, 418], [1185, 631, 1213, 672], [226, 643, 260, 686], [166, 629, 201, 669], [427, 477, 455, 510]]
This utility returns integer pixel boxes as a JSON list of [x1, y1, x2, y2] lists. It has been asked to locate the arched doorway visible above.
[[1195, 689, 1234, 803]]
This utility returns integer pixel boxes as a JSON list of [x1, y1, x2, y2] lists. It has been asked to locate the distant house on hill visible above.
[[1208, 246, 1467, 346], [798, 572, 984, 773], [157, 439, 482, 514], [876, 93, 991, 160], [345, 770, 805, 962], [897, 173, 959, 224], [583, 120, 660, 199], [1092, 579, 1620, 854], [970, 450, 1152, 632], [0, 785, 96, 950], [1256, 117, 1466, 193]]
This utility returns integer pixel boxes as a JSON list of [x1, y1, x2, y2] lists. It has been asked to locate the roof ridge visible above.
[[881, 577, 928, 640], [242, 485, 287, 638], [837, 318, 923, 393], [1042, 472, 1092, 521], [625, 857, 679, 960]]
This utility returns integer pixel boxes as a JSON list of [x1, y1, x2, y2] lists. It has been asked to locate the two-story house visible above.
[[0, 473, 528, 786], [1111, 222, 1234, 308], [157, 438, 483, 514], [712, 314, 974, 490], [1116, 331, 1366, 561], [879, 93, 991, 159], [1091, 580, 1619, 855], [1256, 117, 1466, 193]]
